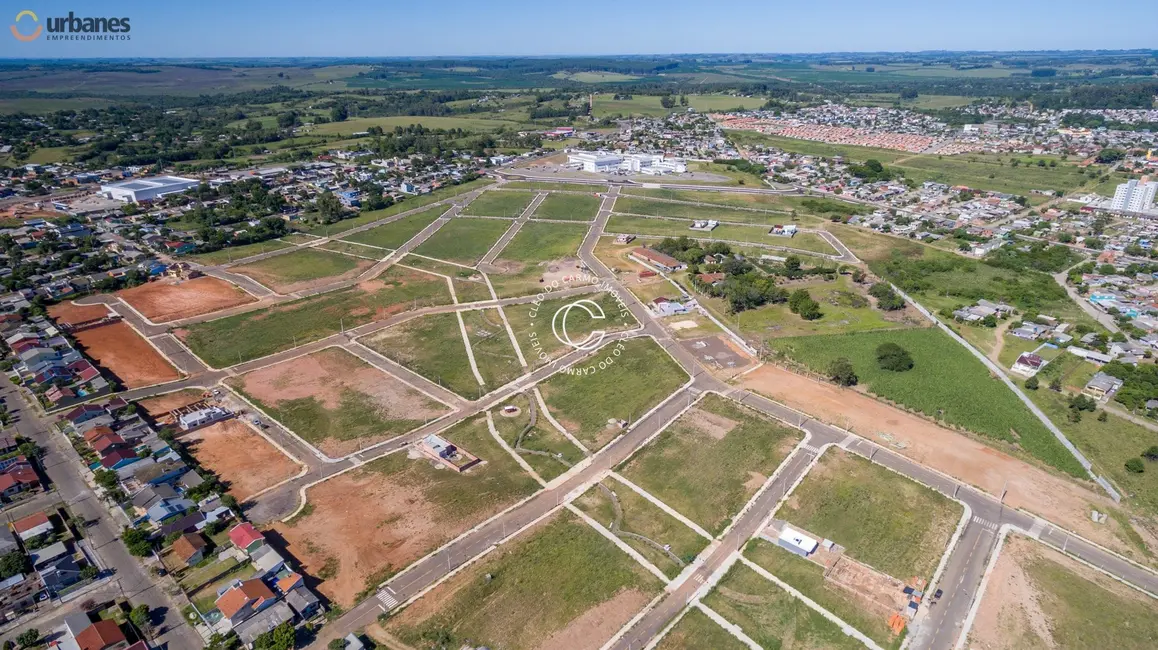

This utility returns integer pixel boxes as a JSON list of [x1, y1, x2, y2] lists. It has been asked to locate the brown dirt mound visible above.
[[183, 419, 301, 502], [72, 321, 180, 388], [117, 276, 256, 322], [47, 302, 109, 326]]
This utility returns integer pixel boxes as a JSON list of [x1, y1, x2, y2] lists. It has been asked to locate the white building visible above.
[[776, 527, 818, 558], [100, 175, 200, 203], [567, 151, 687, 175], [1110, 179, 1158, 213]]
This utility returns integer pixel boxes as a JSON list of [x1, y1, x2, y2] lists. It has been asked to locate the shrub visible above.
[[1144, 445, 1158, 461], [1126, 457, 1145, 474], [828, 357, 858, 386], [1024, 376, 1039, 390], [876, 343, 914, 372]]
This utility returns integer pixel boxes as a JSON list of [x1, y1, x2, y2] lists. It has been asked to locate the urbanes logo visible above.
[[11, 10, 132, 42]]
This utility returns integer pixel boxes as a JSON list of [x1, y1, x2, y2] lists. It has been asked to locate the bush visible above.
[[876, 343, 914, 372], [868, 283, 904, 311], [1024, 376, 1039, 390], [1126, 457, 1145, 474], [16, 629, 39, 648], [828, 357, 858, 386], [1144, 446, 1158, 461]]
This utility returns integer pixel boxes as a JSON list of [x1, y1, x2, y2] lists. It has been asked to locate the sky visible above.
[[1, 0, 1154, 59]]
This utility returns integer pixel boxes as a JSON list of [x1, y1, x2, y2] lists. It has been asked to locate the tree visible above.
[[1049, 377, 1062, 392], [130, 604, 152, 634], [1144, 446, 1158, 462], [315, 191, 344, 223], [828, 357, 858, 387], [16, 629, 38, 648], [1024, 376, 1039, 390], [876, 343, 914, 372], [330, 104, 348, 122], [0, 551, 30, 579], [899, 88, 919, 100], [327, 640, 346, 650], [1126, 457, 1145, 474], [868, 283, 904, 311], [788, 289, 821, 320], [94, 469, 120, 491], [253, 621, 296, 650], [80, 565, 99, 581], [220, 494, 239, 511], [121, 527, 153, 557], [1097, 410, 1108, 422]]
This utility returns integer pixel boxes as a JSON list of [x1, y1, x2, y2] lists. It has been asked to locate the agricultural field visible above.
[[462, 190, 537, 217], [967, 535, 1158, 650], [613, 196, 828, 228], [227, 347, 451, 457], [620, 394, 802, 535], [537, 337, 689, 450], [592, 94, 765, 118], [72, 321, 180, 389], [490, 393, 585, 482], [116, 276, 257, 323], [179, 266, 452, 367], [274, 414, 540, 607], [230, 248, 370, 293], [532, 193, 602, 221], [703, 562, 865, 650], [412, 217, 512, 265], [772, 328, 1085, 476], [189, 239, 292, 265], [606, 215, 837, 255], [183, 420, 301, 502], [382, 511, 663, 650], [488, 222, 590, 298], [504, 291, 638, 367], [655, 609, 749, 650], [782, 449, 961, 579], [575, 476, 709, 578], [361, 312, 482, 398], [338, 204, 446, 249]]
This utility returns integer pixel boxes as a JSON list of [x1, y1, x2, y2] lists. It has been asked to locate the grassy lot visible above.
[[188, 239, 292, 265], [593, 94, 765, 118], [461, 309, 525, 388], [532, 193, 602, 221], [462, 191, 537, 217], [490, 393, 585, 482], [607, 215, 836, 255], [309, 115, 532, 135], [498, 221, 589, 262], [703, 562, 866, 650], [361, 312, 480, 398], [825, 224, 928, 263], [181, 266, 452, 367], [304, 178, 492, 236], [620, 394, 802, 535], [315, 240, 381, 259], [773, 328, 1085, 476], [504, 292, 638, 368], [413, 217, 512, 265], [655, 608, 749, 650], [177, 556, 239, 593], [232, 248, 364, 288], [621, 189, 869, 218], [339, 204, 445, 249], [745, 540, 900, 649], [386, 511, 663, 650], [503, 181, 608, 192], [396, 256, 492, 303], [783, 449, 962, 579], [614, 196, 826, 228], [539, 337, 689, 450], [575, 478, 709, 578]]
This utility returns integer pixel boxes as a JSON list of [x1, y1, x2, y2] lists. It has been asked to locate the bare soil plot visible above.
[[655, 608, 749, 650], [620, 394, 801, 535], [138, 389, 206, 419], [271, 414, 540, 608], [47, 302, 109, 326], [228, 347, 450, 457], [116, 276, 257, 323], [383, 510, 661, 650], [231, 248, 372, 294], [183, 419, 301, 502], [72, 321, 180, 388], [967, 535, 1158, 650], [737, 364, 1136, 561]]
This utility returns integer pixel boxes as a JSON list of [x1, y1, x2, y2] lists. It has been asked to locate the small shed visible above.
[[777, 527, 818, 558]]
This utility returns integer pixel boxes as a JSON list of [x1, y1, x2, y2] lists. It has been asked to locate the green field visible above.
[[339, 204, 445, 249], [504, 292, 638, 367], [621, 188, 869, 218], [606, 215, 837, 255], [309, 115, 533, 136], [181, 266, 452, 367], [503, 181, 608, 192], [575, 478, 709, 578], [387, 511, 663, 650], [655, 608, 749, 650], [532, 193, 602, 221], [490, 393, 585, 482], [773, 328, 1085, 476], [538, 337, 688, 450], [231, 248, 365, 290], [397, 255, 493, 303], [620, 394, 802, 535], [189, 239, 293, 265], [593, 94, 765, 118], [413, 217, 513, 265], [614, 196, 826, 228], [497, 221, 589, 262], [362, 312, 481, 398], [304, 178, 492, 236], [462, 191, 537, 217], [461, 309, 526, 388], [315, 240, 381, 259], [703, 562, 866, 650]]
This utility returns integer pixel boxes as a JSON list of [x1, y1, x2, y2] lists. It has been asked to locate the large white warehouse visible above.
[[100, 175, 200, 203], [567, 151, 687, 175]]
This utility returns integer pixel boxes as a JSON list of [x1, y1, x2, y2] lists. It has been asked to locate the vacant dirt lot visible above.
[[740, 364, 1134, 558], [138, 389, 208, 420], [72, 321, 180, 388], [183, 419, 301, 501], [47, 302, 109, 326], [117, 276, 256, 322]]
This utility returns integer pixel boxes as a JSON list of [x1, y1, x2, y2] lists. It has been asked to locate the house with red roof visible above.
[[75, 619, 128, 650], [216, 578, 276, 626], [228, 523, 265, 554], [11, 511, 53, 540]]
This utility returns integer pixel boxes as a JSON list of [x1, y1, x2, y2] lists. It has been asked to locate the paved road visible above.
[[1052, 262, 1121, 334]]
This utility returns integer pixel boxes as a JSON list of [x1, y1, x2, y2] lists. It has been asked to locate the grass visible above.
[[316, 240, 381, 259], [538, 337, 688, 450], [460, 309, 526, 388], [774, 328, 1085, 476], [783, 449, 962, 579], [614, 196, 827, 228], [304, 178, 492, 236], [620, 394, 802, 535], [178, 556, 239, 593], [413, 218, 512, 265], [181, 266, 452, 367], [745, 540, 900, 649], [308, 115, 533, 136], [462, 191, 537, 218], [339, 204, 445, 249], [504, 291, 638, 368], [592, 94, 765, 118], [490, 393, 585, 482], [397, 256, 493, 303], [575, 477, 710, 578], [503, 181, 608, 192], [622, 189, 869, 218], [606, 215, 836, 255], [361, 312, 481, 398], [655, 608, 750, 650], [188, 239, 292, 265], [497, 221, 589, 262], [703, 562, 866, 650], [387, 511, 663, 650], [532, 193, 602, 221], [232, 248, 363, 288]]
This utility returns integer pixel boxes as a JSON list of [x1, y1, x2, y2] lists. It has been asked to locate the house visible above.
[[12, 512, 53, 541], [229, 523, 266, 554], [614, 234, 635, 245], [696, 272, 726, 286], [0, 573, 41, 621], [630, 247, 686, 272], [284, 585, 321, 620], [0, 457, 41, 500], [1011, 323, 1049, 340], [1011, 353, 1046, 376], [343, 634, 366, 650], [216, 578, 277, 626], [651, 297, 690, 317], [233, 601, 295, 647], [76, 619, 128, 650], [145, 498, 193, 524], [171, 533, 208, 566], [250, 545, 286, 578], [99, 449, 142, 471], [1084, 372, 1125, 399], [177, 406, 230, 431]]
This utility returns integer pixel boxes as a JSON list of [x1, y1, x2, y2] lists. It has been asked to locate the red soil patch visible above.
[[47, 302, 109, 326], [72, 321, 180, 388], [117, 276, 256, 323], [138, 389, 207, 418], [183, 419, 300, 502], [739, 364, 1134, 559]]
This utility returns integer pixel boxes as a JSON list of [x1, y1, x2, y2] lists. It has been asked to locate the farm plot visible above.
[[227, 347, 450, 457], [606, 215, 837, 255], [488, 221, 590, 298], [772, 328, 1086, 477], [490, 393, 584, 482], [230, 248, 371, 294], [538, 337, 688, 450], [620, 394, 801, 535], [532, 193, 601, 221], [116, 276, 257, 323], [339, 204, 446, 249], [273, 414, 540, 608], [655, 608, 749, 650], [72, 321, 180, 389], [382, 510, 662, 650], [412, 217, 512, 265], [505, 291, 637, 368], [461, 190, 537, 217], [179, 266, 452, 367], [703, 562, 865, 650], [966, 535, 1158, 650], [182, 419, 301, 502], [781, 448, 961, 580]]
